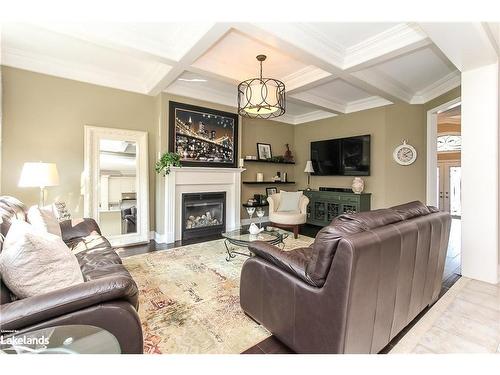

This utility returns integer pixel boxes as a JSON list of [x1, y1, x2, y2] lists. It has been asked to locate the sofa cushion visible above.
[[0, 220, 83, 299], [390, 200, 431, 220], [27, 205, 62, 237], [335, 208, 404, 230], [307, 219, 367, 287]]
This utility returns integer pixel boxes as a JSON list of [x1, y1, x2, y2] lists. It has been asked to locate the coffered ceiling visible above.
[[0, 22, 470, 124]]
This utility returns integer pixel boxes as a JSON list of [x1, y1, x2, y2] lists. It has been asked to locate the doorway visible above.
[[437, 161, 461, 217], [437, 105, 462, 279], [430, 103, 462, 280]]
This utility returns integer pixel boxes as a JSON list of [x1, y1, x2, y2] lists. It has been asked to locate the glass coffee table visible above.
[[222, 226, 289, 261]]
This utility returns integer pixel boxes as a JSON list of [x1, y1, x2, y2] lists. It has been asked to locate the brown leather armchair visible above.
[[0, 196, 143, 354], [240, 201, 451, 354]]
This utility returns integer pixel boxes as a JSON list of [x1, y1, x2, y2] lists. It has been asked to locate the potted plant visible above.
[[155, 152, 181, 176]]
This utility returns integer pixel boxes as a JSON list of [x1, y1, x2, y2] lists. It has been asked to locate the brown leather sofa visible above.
[[240, 201, 451, 354], [0, 196, 143, 354]]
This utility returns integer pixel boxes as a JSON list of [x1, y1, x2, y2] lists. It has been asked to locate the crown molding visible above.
[[2, 45, 149, 94], [291, 110, 337, 125], [164, 82, 237, 109], [289, 92, 346, 114], [282, 65, 332, 92], [352, 69, 414, 103], [410, 71, 461, 104], [345, 96, 393, 113], [343, 23, 430, 70], [143, 64, 173, 94], [246, 23, 345, 69], [269, 110, 336, 125]]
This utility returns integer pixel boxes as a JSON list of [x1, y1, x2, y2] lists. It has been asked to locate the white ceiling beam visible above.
[[418, 22, 498, 71], [343, 23, 431, 72], [184, 66, 240, 86], [33, 23, 179, 66], [234, 23, 410, 103], [148, 23, 232, 96]]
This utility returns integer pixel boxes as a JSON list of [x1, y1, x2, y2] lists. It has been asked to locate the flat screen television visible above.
[[310, 135, 370, 176]]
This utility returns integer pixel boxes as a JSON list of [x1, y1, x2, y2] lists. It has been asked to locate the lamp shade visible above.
[[304, 160, 315, 173], [19, 162, 60, 188]]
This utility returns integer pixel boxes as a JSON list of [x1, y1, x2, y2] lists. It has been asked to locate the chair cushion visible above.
[[269, 211, 306, 225], [0, 220, 83, 299], [27, 205, 62, 237], [277, 191, 303, 212]]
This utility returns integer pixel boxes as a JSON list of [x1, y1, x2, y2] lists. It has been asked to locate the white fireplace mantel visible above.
[[163, 167, 245, 243]]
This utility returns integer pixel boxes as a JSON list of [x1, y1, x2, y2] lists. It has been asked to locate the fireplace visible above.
[[182, 192, 226, 240]]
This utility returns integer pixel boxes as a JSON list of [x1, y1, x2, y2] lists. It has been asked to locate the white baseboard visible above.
[[152, 232, 168, 244]]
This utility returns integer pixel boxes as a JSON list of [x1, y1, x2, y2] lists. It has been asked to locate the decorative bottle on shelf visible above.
[[283, 172, 287, 182]]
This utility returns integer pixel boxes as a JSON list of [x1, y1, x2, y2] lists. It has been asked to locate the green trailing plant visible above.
[[155, 152, 181, 176]]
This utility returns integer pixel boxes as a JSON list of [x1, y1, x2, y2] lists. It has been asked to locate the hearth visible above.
[[182, 192, 226, 240]]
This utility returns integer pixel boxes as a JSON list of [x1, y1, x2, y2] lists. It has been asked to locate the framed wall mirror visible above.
[[84, 126, 149, 247]]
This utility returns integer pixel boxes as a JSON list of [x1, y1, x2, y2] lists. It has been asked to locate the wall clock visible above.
[[393, 140, 417, 166]]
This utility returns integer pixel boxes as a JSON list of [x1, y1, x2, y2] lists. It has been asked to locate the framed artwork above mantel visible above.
[[169, 101, 239, 168]]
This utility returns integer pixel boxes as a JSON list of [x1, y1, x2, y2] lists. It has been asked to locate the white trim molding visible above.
[[425, 97, 461, 207], [411, 71, 461, 104], [162, 167, 245, 243]]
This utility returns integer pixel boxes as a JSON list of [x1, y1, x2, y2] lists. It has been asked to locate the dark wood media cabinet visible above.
[[303, 190, 371, 227]]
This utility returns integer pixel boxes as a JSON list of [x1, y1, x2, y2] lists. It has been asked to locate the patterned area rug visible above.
[[122, 235, 314, 354]]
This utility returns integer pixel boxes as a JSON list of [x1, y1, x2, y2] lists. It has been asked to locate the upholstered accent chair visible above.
[[268, 192, 309, 238]]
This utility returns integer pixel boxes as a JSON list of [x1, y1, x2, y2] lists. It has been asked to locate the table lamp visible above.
[[304, 160, 315, 191], [18, 162, 60, 206]]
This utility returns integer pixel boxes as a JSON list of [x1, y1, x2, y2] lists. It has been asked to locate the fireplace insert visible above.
[[182, 192, 226, 240]]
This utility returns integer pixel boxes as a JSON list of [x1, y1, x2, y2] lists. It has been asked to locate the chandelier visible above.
[[237, 54, 286, 119]]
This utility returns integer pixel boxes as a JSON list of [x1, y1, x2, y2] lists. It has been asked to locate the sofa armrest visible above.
[[0, 275, 138, 330], [60, 218, 101, 243], [248, 241, 316, 286]]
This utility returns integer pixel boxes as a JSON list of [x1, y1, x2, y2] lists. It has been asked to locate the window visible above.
[[437, 135, 461, 152]]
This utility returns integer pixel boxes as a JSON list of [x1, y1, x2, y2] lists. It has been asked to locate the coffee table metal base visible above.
[[224, 236, 286, 262]]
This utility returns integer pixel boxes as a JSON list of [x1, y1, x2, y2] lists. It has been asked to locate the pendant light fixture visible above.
[[237, 54, 286, 119]]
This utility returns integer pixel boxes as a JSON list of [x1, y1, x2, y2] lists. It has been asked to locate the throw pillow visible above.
[[0, 220, 83, 299], [53, 201, 72, 222], [27, 205, 62, 237], [277, 191, 303, 212]]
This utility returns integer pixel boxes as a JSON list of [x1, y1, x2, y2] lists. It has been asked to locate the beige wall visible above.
[[293, 106, 388, 208], [293, 103, 430, 209], [240, 118, 295, 218], [383, 103, 427, 205], [1, 66, 461, 236], [1, 67, 157, 229]]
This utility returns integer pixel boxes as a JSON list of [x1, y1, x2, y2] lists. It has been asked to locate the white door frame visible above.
[[426, 97, 461, 206], [84, 126, 149, 247]]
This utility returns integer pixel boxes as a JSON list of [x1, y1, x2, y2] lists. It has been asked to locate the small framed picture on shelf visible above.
[[257, 143, 272, 160], [266, 187, 278, 197]]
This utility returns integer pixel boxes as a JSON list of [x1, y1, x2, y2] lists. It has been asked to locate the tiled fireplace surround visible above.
[[162, 167, 245, 243]]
